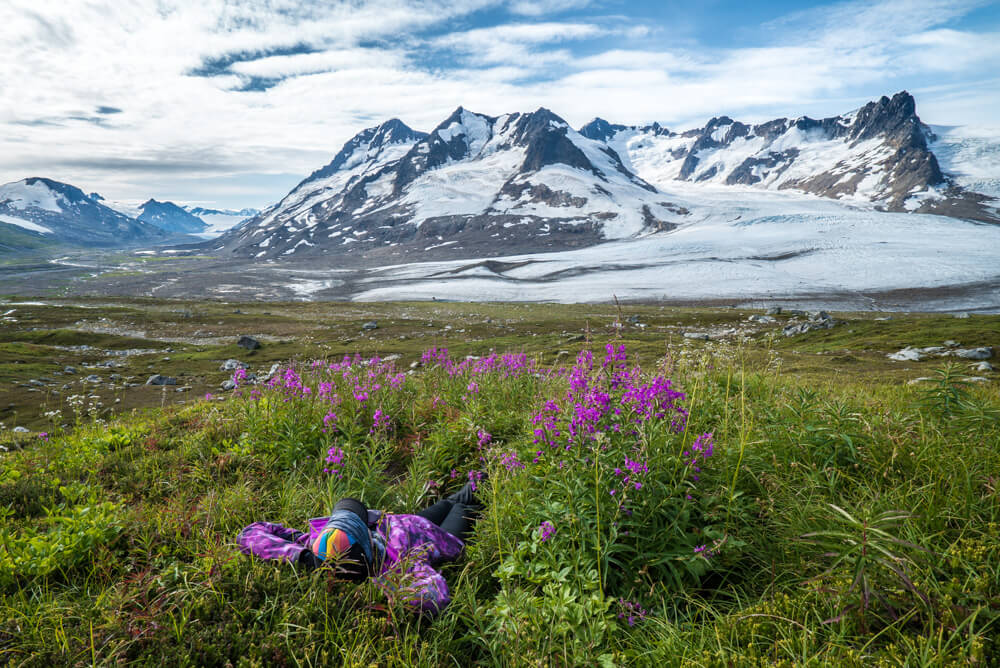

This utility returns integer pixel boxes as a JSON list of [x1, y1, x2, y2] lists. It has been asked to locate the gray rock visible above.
[[84, 374, 102, 383], [943, 340, 960, 348], [765, 306, 782, 315], [955, 347, 993, 360], [63, 366, 77, 374], [809, 310, 830, 321], [749, 314, 776, 323], [221, 380, 236, 391], [237, 335, 261, 350], [13, 426, 29, 433], [260, 363, 281, 382], [110, 374, 122, 381], [626, 315, 641, 324], [953, 312, 970, 319], [220, 359, 249, 372], [888, 347, 923, 362], [146, 374, 177, 386], [965, 377, 989, 383], [975, 361, 994, 372], [683, 332, 711, 340], [362, 321, 378, 331], [28, 379, 44, 386]]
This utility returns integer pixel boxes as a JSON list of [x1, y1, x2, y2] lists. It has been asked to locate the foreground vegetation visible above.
[[1, 301, 998, 666]]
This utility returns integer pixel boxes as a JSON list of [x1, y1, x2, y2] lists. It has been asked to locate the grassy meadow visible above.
[[1, 299, 998, 666]]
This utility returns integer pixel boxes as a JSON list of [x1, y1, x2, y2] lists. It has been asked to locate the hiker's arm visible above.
[[237, 522, 308, 564]]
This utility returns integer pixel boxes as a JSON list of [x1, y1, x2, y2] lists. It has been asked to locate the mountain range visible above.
[[0, 180, 258, 253], [214, 91, 998, 262]]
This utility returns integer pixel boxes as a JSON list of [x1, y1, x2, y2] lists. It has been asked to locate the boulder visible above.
[[362, 321, 378, 331], [13, 426, 28, 433], [63, 366, 77, 374], [749, 314, 776, 323], [955, 347, 993, 360], [888, 347, 923, 362], [146, 374, 177, 386], [260, 363, 281, 382], [683, 332, 711, 340], [953, 312, 970, 319], [84, 374, 102, 383], [221, 380, 236, 391], [237, 335, 261, 351], [765, 306, 782, 315], [220, 359, 249, 372], [975, 361, 994, 372], [943, 340, 960, 348]]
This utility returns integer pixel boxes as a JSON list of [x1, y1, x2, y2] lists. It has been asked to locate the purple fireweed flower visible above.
[[617, 598, 648, 627], [539, 521, 556, 542], [477, 429, 492, 447], [371, 408, 390, 433], [466, 380, 479, 394], [499, 451, 524, 471], [467, 469, 483, 491], [232, 367, 247, 387], [324, 446, 345, 477]]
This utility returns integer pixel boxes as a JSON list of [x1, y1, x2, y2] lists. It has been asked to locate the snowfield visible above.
[[333, 184, 1000, 310]]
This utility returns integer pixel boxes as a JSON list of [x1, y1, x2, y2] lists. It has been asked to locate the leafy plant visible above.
[[919, 364, 972, 420], [800, 504, 930, 631]]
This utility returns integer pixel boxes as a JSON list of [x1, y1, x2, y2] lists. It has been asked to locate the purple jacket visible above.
[[237, 510, 465, 614]]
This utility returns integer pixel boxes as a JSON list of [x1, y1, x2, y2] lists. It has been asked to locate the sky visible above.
[[1, 0, 998, 210]]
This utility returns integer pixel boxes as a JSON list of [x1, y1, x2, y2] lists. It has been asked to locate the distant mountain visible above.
[[137, 199, 208, 234], [217, 110, 688, 260], [590, 92, 995, 221], [0, 177, 171, 251], [214, 92, 997, 263]]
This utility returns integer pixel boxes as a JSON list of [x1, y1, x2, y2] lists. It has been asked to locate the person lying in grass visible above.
[[236, 482, 481, 614]]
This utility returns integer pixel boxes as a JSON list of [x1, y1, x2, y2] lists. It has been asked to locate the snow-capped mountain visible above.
[[587, 92, 995, 222], [219, 109, 689, 259], [0, 178, 171, 249], [217, 92, 997, 262], [137, 199, 208, 235]]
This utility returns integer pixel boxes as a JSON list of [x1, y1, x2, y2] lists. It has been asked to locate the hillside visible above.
[[1, 299, 998, 665]]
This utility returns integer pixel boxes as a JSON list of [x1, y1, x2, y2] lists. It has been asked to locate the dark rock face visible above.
[[137, 199, 208, 234], [237, 335, 261, 350], [0, 177, 172, 248]]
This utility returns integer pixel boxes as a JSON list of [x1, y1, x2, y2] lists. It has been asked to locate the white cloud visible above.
[[0, 0, 997, 209]]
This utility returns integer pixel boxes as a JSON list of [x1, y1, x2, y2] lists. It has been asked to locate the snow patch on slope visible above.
[[0, 213, 53, 234]]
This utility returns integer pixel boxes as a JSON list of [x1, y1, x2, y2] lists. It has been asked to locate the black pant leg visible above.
[[439, 503, 476, 542], [416, 499, 454, 526]]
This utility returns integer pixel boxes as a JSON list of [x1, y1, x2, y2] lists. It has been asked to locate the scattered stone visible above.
[[955, 347, 993, 360], [888, 347, 924, 362], [765, 306, 782, 315], [28, 379, 44, 387], [810, 310, 830, 321], [146, 374, 177, 386], [382, 354, 401, 362], [749, 315, 776, 324], [626, 315, 641, 324], [260, 363, 281, 382], [362, 321, 378, 331], [953, 312, 970, 319], [237, 335, 261, 350], [907, 377, 934, 385], [84, 374, 102, 383], [943, 340, 960, 348], [110, 374, 122, 381], [975, 361, 994, 372], [221, 380, 236, 391], [965, 377, 989, 383], [563, 334, 585, 343], [409, 361, 422, 369], [683, 332, 711, 341], [63, 366, 77, 374], [13, 426, 28, 433], [220, 359, 250, 372], [176, 387, 191, 393]]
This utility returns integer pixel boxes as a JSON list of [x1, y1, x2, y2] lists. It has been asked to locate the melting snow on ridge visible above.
[[0, 180, 64, 212], [0, 213, 53, 234], [930, 125, 1000, 199]]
